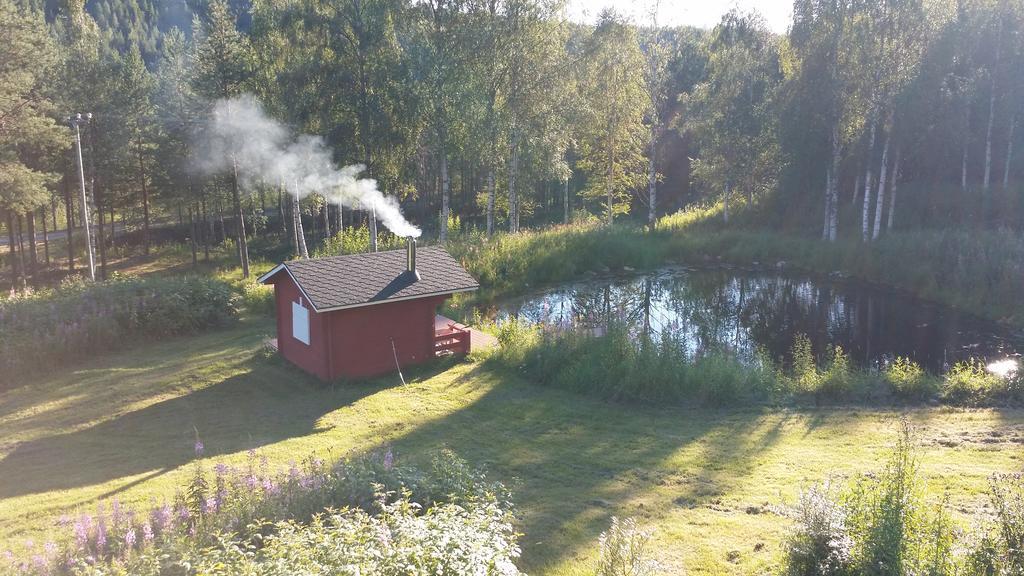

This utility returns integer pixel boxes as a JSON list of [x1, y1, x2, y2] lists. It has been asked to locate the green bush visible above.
[[313, 224, 405, 257], [490, 321, 780, 407], [240, 280, 275, 316], [941, 360, 1008, 404], [594, 517, 662, 576], [884, 358, 939, 400], [0, 275, 238, 384], [784, 423, 957, 576], [3, 448, 519, 576], [965, 473, 1024, 575]]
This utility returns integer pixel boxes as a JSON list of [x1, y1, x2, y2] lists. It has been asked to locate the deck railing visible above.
[[435, 322, 471, 356]]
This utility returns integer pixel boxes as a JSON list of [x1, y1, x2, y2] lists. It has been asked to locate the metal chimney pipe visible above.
[[406, 237, 420, 280]]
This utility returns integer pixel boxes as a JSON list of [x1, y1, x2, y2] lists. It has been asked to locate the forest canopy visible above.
[[1, 0, 1022, 285]]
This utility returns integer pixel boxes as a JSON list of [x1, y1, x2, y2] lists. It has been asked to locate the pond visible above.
[[491, 266, 1023, 375]]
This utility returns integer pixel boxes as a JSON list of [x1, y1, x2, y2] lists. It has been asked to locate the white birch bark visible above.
[[887, 148, 901, 231], [962, 138, 969, 192], [368, 206, 378, 251], [822, 167, 832, 240], [872, 119, 891, 240], [828, 127, 841, 241], [1004, 112, 1016, 189], [508, 135, 520, 233], [648, 123, 657, 225], [292, 190, 308, 259], [983, 23, 1002, 192], [861, 117, 878, 242]]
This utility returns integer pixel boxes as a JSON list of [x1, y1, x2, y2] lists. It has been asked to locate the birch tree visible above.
[[577, 10, 647, 223]]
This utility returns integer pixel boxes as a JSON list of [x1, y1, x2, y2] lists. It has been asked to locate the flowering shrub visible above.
[[594, 517, 662, 576], [1, 448, 517, 576], [785, 482, 854, 576], [784, 422, 961, 576], [0, 275, 238, 383]]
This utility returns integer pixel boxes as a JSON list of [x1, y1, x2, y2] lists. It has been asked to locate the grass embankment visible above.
[[1, 319, 1021, 574], [449, 210, 1024, 326]]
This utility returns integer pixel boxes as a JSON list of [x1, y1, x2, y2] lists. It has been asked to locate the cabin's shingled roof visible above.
[[258, 245, 478, 312]]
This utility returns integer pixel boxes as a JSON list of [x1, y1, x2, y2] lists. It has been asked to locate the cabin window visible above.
[[292, 300, 310, 345]]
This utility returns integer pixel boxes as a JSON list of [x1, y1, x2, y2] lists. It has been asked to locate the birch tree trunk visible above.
[[26, 211, 36, 276], [293, 190, 308, 259], [861, 117, 878, 242], [961, 138, 969, 192], [852, 172, 860, 206], [648, 124, 657, 225], [323, 202, 331, 241], [983, 23, 1002, 192], [1003, 112, 1016, 189], [231, 160, 250, 278], [872, 120, 892, 240], [723, 181, 730, 224], [508, 134, 520, 233], [564, 177, 570, 224], [64, 169, 74, 272], [822, 167, 832, 240], [828, 126, 841, 241], [439, 151, 449, 241], [40, 206, 49, 266], [887, 149, 901, 231], [486, 168, 495, 236]]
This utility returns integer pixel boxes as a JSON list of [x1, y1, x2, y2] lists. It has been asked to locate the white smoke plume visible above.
[[192, 94, 421, 238]]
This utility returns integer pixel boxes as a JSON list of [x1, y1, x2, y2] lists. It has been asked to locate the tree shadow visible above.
[[375, 369, 791, 572], [0, 356, 400, 500]]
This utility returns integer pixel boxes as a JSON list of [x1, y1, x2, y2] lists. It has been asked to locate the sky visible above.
[[564, 0, 793, 34]]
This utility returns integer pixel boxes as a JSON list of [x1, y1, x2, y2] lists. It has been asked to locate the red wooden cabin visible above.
[[258, 240, 478, 380]]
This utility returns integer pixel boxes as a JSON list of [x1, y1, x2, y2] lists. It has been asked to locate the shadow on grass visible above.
[[0, 354, 452, 500], [378, 364, 790, 572]]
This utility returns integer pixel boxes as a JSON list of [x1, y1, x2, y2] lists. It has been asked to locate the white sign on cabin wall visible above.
[[292, 300, 310, 345]]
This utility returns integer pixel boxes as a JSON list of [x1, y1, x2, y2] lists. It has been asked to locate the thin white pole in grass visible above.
[[69, 113, 95, 281], [391, 337, 406, 385]]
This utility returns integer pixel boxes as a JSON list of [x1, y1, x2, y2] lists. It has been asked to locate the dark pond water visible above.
[[492, 266, 1023, 375]]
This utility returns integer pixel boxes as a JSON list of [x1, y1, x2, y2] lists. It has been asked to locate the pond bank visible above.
[[450, 218, 1024, 329]]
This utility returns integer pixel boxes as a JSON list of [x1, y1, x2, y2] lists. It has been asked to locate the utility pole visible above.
[[69, 113, 95, 281]]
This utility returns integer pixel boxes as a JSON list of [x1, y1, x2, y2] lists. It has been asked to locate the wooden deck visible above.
[[435, 315, 497, 355]]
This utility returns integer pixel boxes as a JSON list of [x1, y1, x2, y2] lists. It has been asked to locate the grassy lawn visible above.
[[1, 319, 1022, 574]]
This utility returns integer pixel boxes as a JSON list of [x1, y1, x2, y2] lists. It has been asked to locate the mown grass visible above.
[[1, 320, 1022, 575]]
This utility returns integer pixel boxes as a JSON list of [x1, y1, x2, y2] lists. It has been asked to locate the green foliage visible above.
[[314, 225, 405, 258], [594, 517, 662, 576], [784, 423, 958, 576], [3, 448, 520, 575], [491, 320, 780, 407], [940, 361, 1009, 404], [0, 275, 238, 384], [884, 358, 938, 400], [785, 481, 853, 576]]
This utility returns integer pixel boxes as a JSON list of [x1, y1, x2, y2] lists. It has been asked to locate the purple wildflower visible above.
[[73, 515, 91, 548], [124, 529, 136, 549], [142, 522, 154, 543], [95, 523, 107, 553], [213, 463, 229, 476], [152, 503, 171, 531], [194, 440, 204, 457], [111, 499, 123, 527], [383, 448, 394, 471]]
